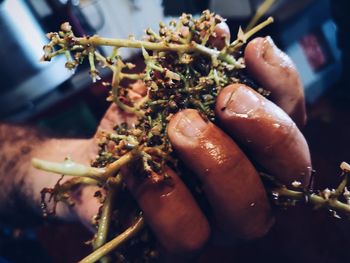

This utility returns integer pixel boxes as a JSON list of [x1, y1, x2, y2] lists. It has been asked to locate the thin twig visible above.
[[92, 175, 122, 263], [273, 186, 350, 215], [32, 158, 105, 181], [79, 216, 145, 263], [245, 0, 276, 31]]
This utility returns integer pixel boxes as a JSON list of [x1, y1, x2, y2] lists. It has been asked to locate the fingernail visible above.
[[175, 110, 207, 137], [262, 36, 284, 65], [224, 85, 260, 116]]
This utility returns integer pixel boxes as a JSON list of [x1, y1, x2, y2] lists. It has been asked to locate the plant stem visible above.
[[62, 37, 192, 53], [58, 177, 99, 192], [58, 36, 239, 64], [121, 73, 145, 80], [244, 16, 274, 41], [93, 190, 114, 250], [92, 175, 122, 263], [245, 0, 276, 31], [104, 148, 142, 177], [273, 186, 350, 215], [114, 96, 145, 117], [33, 148, 141, 182], [228, 16, 274, 51], [32, 158, 105, 181], [93, 175, 122, 251], [79, 216, 145, 263]]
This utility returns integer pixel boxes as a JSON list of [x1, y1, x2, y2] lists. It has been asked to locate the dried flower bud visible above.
[[322, 188, 331, 200], [341, 162, 350, 173], [292, 180, 302, 188], [60, 22, 72, 33], [169, 19, 177, 27], [126, 62, 136, 69], [89, 69, 101, 83], [65, 61, 77, 70], [46, 32, 57, 40], [165, 69, 180, 81]]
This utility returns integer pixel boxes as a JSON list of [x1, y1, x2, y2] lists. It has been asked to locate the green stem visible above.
[[32, 158, 105, 181], [103, 148, 142, 177], [244, 16, 274, 41], [94, 51, 114, 71], [245, 0, 276, 31], [89, 52, 96, 71], [113, 96, 145, 117], [274, 186, 350, 215], [58, 36, 240, 65], [92, 175, 122, 263], [79, 216, 145, 263], [228, 16, 274, 51], [334, 174, 348, 197], [64, 37, 191, 52], [93, 189, 115, 250], [107, 47, 119, 62], [32, 148, 141, 181], [120, 73, 145, 80], [44, 48, 66, 61]]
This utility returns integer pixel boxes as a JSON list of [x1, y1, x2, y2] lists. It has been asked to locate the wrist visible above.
[[26, 137, 94, 222]]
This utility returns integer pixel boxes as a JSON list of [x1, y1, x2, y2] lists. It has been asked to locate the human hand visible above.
[[30, 33, 311, 261], [77, 36, 310, 261]]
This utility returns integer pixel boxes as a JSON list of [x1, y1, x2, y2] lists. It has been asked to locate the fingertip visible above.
[[244, 37, 306, 127], [215, 84, 311, 187], [215, 83, 261, 119], [167, 109, 208, 148], [244, 37, 265, 63]]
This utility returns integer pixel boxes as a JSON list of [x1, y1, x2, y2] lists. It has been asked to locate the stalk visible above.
[[274, 186, 350, 216], [32, 158, 105, 181], [80, 217, 145, 263], [92, 175, 122, 263]]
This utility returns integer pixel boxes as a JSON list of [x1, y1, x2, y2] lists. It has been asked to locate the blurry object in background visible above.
[[0, 0, 72, 121], [331, 0, 350, 100], [0, 0, 165, 122], [276, 0, 342, 103], [0, 223, 51, 263], [299, 33, 328, 72], [163, 0, 209, 16]]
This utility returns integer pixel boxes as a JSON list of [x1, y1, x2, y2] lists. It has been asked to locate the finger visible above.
[[216, 83, 312, 186], [122, 166, 210, 258], [167, 109, 273, 240], [244, 37, 306, 127]]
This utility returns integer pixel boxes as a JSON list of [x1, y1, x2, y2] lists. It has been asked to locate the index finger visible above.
[[216, 83, 312, 187]]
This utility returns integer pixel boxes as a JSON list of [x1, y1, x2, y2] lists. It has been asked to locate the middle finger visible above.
[[167, 109, 274, 241]]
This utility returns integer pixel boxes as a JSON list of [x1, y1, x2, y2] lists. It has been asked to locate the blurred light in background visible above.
[[3, 0, 46, 69], [0, 0, 72, 121]]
